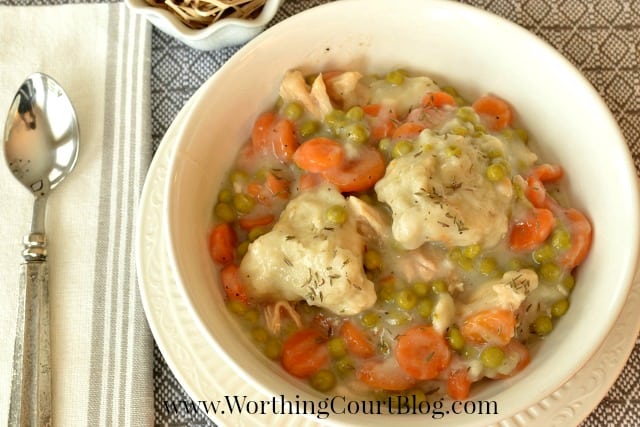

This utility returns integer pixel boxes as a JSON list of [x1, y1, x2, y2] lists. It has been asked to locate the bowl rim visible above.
[[163, 0, 640, 424], [125, 0, 283, 40]]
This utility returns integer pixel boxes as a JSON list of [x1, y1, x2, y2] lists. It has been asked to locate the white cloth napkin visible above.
[[0, 4, 153, 426]]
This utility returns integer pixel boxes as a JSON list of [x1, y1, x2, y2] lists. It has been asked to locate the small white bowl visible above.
[[164, 0, 640, 425], [125, 0, 283, 50]]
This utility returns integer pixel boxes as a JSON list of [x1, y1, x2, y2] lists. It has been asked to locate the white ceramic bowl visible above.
[[164, 0, 640, 425], [125, 0, 283, 50]]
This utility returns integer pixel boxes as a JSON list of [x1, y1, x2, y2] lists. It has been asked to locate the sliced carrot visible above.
[[531, 163, 563, 182], [559, 208, 592, 270], [220, 263, 248, 303], [246, 182, 264, 198], [340, 320, 375, 359], [524, 175, 547, 208], [251, 111, 276, 151], [472, 94, 512, 131], [395, 325, 451, 380], [251, 112, 298, 163], [322, 146, 386, 193], [460, 309, 516, 347], [238, 214, 275, 230], [364, 103, 396, 140], [209, 223, 236, 265], [265, 172, 290, 198], [293, 137, 345, 173], [391, 122, 425, 140], [298, 172, 325, 191], [447, 368, 472, 400], [422, 91, 456, 109], [356, 359, 416, 391], [509, 208, 556, 251], [271, 118, 298, 163], [281, 328, 329, 378]]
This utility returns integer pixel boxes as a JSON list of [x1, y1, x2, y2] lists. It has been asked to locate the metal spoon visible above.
[[3, 73, 79, 427]]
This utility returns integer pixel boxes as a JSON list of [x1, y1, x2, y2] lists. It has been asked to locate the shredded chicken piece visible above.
[[279, 70, 333, 121], [324, 72, 370, 110], [263, 301, 303, 334]]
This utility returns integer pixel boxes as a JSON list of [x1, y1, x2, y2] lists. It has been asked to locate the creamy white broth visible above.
[[208, 68, 591, 402]]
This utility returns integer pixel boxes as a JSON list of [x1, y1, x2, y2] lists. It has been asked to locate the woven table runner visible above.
[[150, 1, 640, 426]]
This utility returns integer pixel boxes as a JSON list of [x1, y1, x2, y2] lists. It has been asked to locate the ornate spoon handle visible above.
[[9, 233, 52, 427]]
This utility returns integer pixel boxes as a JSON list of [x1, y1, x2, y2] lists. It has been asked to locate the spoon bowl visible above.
[[3, 72, 79, 426]]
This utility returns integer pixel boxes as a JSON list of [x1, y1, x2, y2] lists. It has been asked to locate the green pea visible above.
[[457, 257, 474, 271], [392, 140, 413, 158], [445, 145, 462, 157], [396, 289, 418, 310], [442, 86, 459, 97], [386, 70, 405, 85], [251, 327, 269, 343], [477, 257, 498, 276], [346, 123, 369, 144], [264, 338, 282, 360], [243, 308, 260, 324], [562, 274, 575, 292], [325, 205, 348, 225], [364, 249, 383, 271], [230, 170, 248, 184], [412, 281, 429, 297], [533, 315, 553, 336], [515, 128, 529, 143], [299, 120, 318, 137], [214, 202, 236, 222], [462, 346, 478, 360], [236, 240, 249, 258], [431, 280, 448, 294], [451, 126, 469, 136], [248, 226, 269, 242], [310, 369, 336, 392], [447, 327, 465, 351], [540, 263, 561, 282], [486, 148, 504, 159], [328, 337, 348, 358], [378, 137, 393, 154], [462, 244, 481, 259], [233, 193, 255, 214], [218, 188, 233, 203], [284, 102, 303, 120], [346, 106, 365, 121], [532, 245, 555, 264], [456, 106, 478, 123], [551, 229, 571, 250], [508, 258, 524, 271], [486, 163, 506, 182], [481, 346, 505, 369], [361, 311, 380, 328], [335, 357, 355, 376], [418, 299, 434, 318], [551, 298, 570, 317], [325, 109, 346, 128], [227, 299, 247, 315]]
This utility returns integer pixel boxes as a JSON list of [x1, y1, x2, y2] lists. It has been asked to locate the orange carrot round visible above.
[[293, 137, 345, 173], [322, 146, 385, 193], [281, 328, 330, 378], [509, 208, 556, 251], [447, 368, 472, 400], [391, 122, 425, 140], [251, 112, 276, 151], [209, 223, 236, 265], [272, 118, 298, 162], [531, 163, 563, 182], [238, 214, 275, 230], [460, 309, 516, 347], [395, 325, 451, 380], [220, 264, 248, 303], [422, 91, 456, 109], [340, 320, 375, 359], [472, 94, 512, 131], [559, 208, 592, 270], [356, 359, 416, 391]]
